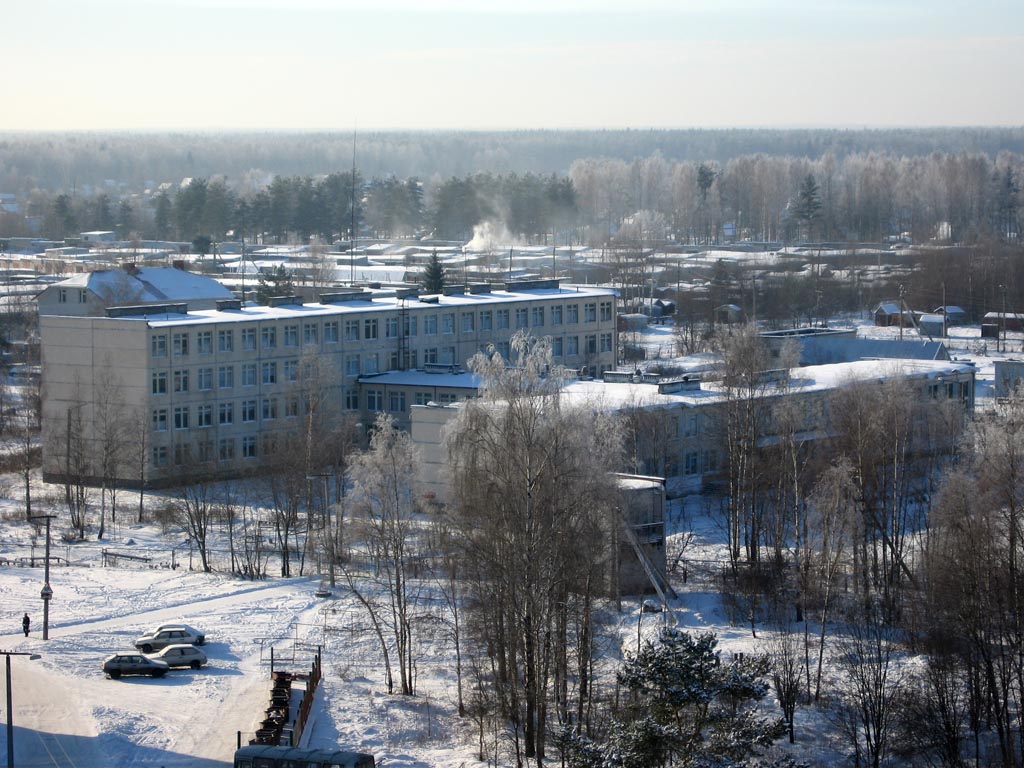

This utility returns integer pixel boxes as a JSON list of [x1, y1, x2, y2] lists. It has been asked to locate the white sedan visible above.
[[145, 644, 208, 669]]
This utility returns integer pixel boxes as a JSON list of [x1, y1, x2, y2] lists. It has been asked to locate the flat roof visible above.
[[134, 285, 616, 328]]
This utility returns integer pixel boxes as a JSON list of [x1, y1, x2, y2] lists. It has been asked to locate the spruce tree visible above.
[[422, 250, 445, 294]]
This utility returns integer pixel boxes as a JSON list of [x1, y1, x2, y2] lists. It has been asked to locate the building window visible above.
[[284, 360, 298, 382], [241, 399, 257, 423], [366, 389, 383, 411], [552, 337, 563, 357], [218, 329, 233, 352], [515, 308, 528, 329], [414, 392, 432, 406], [442, 313, 455, 334], [364, 354, 379, 374], [197, 367, 213, 391], [303, 323, 319, 345], [242, 328, 256, 351], [600, 332, 613, 352], [261, 361, 277, 385], [242, 435, 257, 459], [174, 444, 189, 467], [403, 315, 417, 337], [218, 365, 234, 389], [364, 318, 378, 339], [685, 451, 700, 475], [173, 369, 189, 393], [152, 409, 168, 431], [346, 354, 360, 377], [551, 305, 563, 325], [218, 402, 234, 425], [197, 331, 213, 354], [151, 335, 167, 358], [585, 302, 597, 322], [386, 317, 399, 338], [567, 304, 579, 324], [173, 406, 189, 430], [423, 348, 437, 364], [344, 319, 359, 341], [283, 324, 298, 347], [497, 309, 510, 329], [172, 332, 189, 356], [424, 315, 437, 335], [586, 334, 597, 354], [218, 438, 235, 462], [531, 307, 544, 327], [325, 321, 339, 343], [58, 289, 67, 304], [261, 326, 276, 349], [567, 336, 579, 356], [285, 398, 299, 418], [389, 391, 406, 413], [241, 363, 256, 387], [496, 341, 510, 359], [78, 289, 86, 303], [152, 372, 167, 395], [462, 313, 475, 333], [197, 404, 212, 428], [152, 445, 168, 467], [262, 398, 278, 420], [600, 301, 613, 321], [388, 351, 400, 371], [441, 346, 455, 364], [344, 388, 359, 410], [479, 311, 492, 331], [197, 440, 213, 462]]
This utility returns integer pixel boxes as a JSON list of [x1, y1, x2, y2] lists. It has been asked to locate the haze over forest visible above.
[[3, 127, 1024, 194]]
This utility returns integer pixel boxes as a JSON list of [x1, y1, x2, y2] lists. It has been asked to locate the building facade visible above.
[[40, 279, 617, 486]]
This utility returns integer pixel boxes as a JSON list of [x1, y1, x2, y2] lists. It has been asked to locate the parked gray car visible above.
[[103, 653, 169, 679], [146, 644, 208, 669], [134, 625, 205, 653]]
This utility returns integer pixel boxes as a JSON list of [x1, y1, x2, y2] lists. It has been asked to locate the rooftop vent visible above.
[[443, 285, 465, 296], [320, 291, 372, 304], [216, 299, 243, 311], [468, 283, 492, 295], [504, 278, 561, 292], [266, 295, 303, 307]]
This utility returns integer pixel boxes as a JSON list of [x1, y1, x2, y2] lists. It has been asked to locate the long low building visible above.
[[411, 357, 977, 502], [40, 279, 617, 486]]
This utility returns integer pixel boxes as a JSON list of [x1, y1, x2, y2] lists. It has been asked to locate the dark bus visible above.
[[233, 745, 375, 768]]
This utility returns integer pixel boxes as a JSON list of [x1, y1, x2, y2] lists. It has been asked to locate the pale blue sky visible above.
[[6, 0, 1022, 130]]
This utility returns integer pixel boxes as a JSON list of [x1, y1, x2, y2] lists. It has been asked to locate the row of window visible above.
[[152, 435, 261, 467], [149, 302, 614, 358], [151, 386, 466, 433]]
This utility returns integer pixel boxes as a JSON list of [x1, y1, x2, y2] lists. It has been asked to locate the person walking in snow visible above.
[[22, 613, 29, 637]]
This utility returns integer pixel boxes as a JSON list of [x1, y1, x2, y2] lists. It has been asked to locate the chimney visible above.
[[121, 262, 139, 276]]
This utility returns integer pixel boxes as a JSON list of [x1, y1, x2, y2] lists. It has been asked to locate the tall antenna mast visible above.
[[350, 123, 357, 283]]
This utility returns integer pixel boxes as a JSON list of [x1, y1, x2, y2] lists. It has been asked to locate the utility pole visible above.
[[27, 516, 54, 640], [898, 285, 906, 342], [2, 650, 40, 768]]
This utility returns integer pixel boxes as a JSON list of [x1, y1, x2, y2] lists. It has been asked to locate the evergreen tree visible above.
[[560, 628, 785, 767], [422, 250, 445, 294], [795, 173, 822, 241], [255, 264, 295, 304]]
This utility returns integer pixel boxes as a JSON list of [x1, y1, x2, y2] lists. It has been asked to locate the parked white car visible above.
[[134, 625, 205, 653], [145, 644, 208, 669]]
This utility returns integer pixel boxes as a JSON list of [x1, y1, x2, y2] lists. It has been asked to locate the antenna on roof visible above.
[[350, 122, 357, 284]]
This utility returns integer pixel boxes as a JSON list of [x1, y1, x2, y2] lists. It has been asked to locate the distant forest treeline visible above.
[[14, 147, 1021, 249], [2, 127, 1024, 193]]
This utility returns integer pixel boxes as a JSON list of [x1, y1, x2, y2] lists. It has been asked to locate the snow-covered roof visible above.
[[50, 267, 233, 303], [357, 370, 481, 389], [134, 284, 616, 327], [796, 336, 950, 365]]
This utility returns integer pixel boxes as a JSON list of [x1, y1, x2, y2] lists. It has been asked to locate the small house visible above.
[[933, 306, 967, 326], [873, 302, 903, 327]]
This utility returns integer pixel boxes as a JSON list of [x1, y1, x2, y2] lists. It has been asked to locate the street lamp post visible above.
[[27, 516, 54, 641], [1, 650, 40, 768]]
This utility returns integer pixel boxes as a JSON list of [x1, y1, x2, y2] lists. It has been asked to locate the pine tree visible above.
[[422, 250, 445, 294], [255, 264, 295, 304], [795, 173, 822, 241]]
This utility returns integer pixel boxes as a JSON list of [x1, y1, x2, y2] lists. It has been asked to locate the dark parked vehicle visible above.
[[233, 746, 375, 767], [103, 653, 169, 679]]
